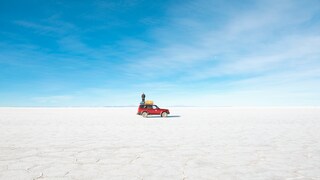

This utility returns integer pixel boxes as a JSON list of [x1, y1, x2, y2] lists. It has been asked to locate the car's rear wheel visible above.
[[161, 112, 167, 117], [142, 112, 148, 118]]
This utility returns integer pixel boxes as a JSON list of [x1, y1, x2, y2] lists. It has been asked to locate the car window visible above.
[[140, 105, 147, 108]]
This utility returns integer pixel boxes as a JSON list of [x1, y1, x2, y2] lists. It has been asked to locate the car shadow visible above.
[[147, 115, 181, 118]]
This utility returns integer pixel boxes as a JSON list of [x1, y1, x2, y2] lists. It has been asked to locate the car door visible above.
[[146, 105, 154, 114], [150, 105, 160, 115]]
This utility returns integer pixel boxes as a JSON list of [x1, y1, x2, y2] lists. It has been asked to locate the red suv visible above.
[[137, 104, 170, 118]]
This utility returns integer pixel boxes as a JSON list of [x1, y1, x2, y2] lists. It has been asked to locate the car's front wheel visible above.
[[142, 112, 148, 118], [161, 112, 168, 117]]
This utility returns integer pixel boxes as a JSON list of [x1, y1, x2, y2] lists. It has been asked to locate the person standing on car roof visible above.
[[141, 93, 146, 104]]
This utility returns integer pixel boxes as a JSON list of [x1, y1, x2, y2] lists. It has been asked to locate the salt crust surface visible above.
[[0, 107, 320, 179]]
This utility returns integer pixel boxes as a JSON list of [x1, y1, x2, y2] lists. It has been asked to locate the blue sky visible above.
[[0, 0, 320, 106]]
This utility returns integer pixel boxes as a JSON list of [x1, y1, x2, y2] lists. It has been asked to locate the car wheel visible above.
[[161, 112, 167, 117], [142, 112, 148, 118]]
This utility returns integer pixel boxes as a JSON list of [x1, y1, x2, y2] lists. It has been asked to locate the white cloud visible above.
[[123, 0, 320, 81], [2, 0, 320, 106], [14, 17, 77, 36]]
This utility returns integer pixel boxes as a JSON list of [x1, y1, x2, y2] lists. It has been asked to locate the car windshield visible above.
[[153, 105, 159, 109]]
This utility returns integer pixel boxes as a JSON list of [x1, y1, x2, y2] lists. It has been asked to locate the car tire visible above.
[[142, 112, 148, 118], [161, 112, 167, 117]]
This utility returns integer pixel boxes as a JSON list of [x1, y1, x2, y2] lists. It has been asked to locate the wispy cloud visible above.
[[1, 0, 319, 106], [123, 0, 320, 82], [14, 16, 77, 36]]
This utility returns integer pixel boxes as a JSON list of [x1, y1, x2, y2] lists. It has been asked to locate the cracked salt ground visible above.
[[0, 107, 320, 179]]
